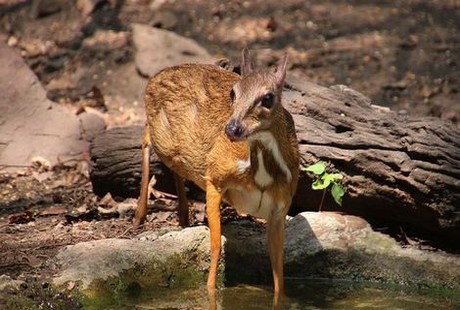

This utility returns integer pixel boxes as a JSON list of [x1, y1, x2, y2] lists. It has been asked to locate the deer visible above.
[[133, 48, 299, 298]]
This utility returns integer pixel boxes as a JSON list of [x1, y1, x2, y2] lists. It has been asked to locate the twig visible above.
[[318, 189, 326, 212], [31, 242, 71, 251], [118, 226, 134, 238]]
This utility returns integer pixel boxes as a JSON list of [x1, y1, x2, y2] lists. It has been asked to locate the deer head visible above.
[[225, 48, 288, 142]]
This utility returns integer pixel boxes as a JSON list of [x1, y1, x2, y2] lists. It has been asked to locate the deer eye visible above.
[[261, 93, 274, 109]]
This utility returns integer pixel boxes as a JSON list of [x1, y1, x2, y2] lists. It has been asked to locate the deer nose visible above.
[[225, 119, 244, 141]]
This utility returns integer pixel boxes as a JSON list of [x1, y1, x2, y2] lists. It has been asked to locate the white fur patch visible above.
[[237, 158, 251, 174], [250, 131, 292, 182], [236, 145, 251, 174], [226, 186, 274, 220], [254, 150, 274, 187]]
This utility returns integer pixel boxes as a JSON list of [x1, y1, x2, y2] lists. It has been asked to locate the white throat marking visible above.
[[250, 131, 292, 182]]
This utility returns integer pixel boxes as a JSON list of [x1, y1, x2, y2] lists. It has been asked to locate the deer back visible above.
[[144, 64, 241, 189]]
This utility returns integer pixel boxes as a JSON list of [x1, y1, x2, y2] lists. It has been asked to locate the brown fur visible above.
[[135, 51, 299, 301]]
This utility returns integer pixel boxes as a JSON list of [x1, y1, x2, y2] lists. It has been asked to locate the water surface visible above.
[[84, 279, 459, 309]]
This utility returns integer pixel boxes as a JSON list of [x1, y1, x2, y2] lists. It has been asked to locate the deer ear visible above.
[[274, 53, 288, 87], [241, 48, 253, 76]]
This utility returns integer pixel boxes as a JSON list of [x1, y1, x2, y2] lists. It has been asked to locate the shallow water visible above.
[[84, 279, 459, 309]]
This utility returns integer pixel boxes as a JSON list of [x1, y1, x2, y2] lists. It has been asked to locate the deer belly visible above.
[[225, 187, 281, 220]]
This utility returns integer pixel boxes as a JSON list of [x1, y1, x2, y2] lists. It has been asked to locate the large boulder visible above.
[[0, 42, 88, 172], [53, 212, 459, 304], [225, 212, 460, 288], [53, 226, 224, 299], [131, 23, 213, 78]]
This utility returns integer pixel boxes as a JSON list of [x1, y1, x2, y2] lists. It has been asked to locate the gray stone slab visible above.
[[0, 42, 88, 172], [132, 23, 213, 78]]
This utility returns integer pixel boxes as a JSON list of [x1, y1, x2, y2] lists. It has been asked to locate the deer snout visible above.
[[225, 119, 245, 141]]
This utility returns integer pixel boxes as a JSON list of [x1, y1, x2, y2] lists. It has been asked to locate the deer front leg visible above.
[[134, 124, 151, 229], [205, 181, 222, 291], [267, 210, 287, 297]]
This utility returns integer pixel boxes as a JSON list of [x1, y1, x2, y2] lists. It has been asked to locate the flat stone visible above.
[[224, 212, 460, 288], [131, 23, 213, 78], [53, 226, 225, 295], [0, 42, 88, 172], [52, 212, 459, 302]]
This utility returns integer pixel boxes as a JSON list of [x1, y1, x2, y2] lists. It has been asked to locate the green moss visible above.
[[1, 279, 82, 310], [78, 253, 218, 309], [284, 246, 460, 292]]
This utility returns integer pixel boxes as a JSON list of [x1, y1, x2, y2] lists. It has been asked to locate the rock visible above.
[[18, 38, 54, 57], [77, 111, 106, 141], [7, 36, 18, 47], [53, 212, 459, 303], [76, 0, 106, 16], [131, 23, 213, 78], [82, 30, 129, 51], [30, 0, 62, 19], [0, 275, 24, 291], [0, 42, 88, 172], [53, 226, 225, 297], [151, 11, 178, 30], [150, 0, 168, 11], [224, 212, 460, 288]]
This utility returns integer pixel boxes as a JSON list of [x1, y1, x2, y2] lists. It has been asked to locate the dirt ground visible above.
[[0, 0, 459, 307]]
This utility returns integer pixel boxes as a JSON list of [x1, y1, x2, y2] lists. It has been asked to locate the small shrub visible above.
[[301, 161, 346, 210]]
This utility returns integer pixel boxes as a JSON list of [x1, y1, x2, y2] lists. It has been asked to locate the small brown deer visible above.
[[134, 48, 299, 296]]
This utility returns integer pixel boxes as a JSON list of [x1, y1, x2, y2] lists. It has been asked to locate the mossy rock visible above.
[[52, 226, 225, 305]]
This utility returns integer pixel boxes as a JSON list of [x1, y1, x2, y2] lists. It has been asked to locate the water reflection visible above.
[[83, 279, 459, 309]]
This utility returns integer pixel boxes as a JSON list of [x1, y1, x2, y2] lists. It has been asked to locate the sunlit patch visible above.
[[190, 103, 198, 123], [159, 108, 170, 129]]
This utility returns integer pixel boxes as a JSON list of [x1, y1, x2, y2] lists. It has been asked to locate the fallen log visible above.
[[89, 77, 460, 247]]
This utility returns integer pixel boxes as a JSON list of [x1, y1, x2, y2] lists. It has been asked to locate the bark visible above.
[[89, 77, 460, 245], [90, 125, 175, 199]]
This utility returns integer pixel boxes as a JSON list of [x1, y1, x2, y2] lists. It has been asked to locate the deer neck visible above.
[[247, 115, 292, 189]]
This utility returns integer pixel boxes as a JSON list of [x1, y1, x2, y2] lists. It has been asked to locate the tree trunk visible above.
[[89, 77, 460, 246], [90, 125, 176, 199]]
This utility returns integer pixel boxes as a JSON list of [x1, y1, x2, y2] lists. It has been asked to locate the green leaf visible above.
[[303, 162, 326, 175], [312, 177, 331, 190], [321, 174, 333, 184], [328, 173, 344, 181], [320, 172, 342, 185], [331, 183, 346, 206]]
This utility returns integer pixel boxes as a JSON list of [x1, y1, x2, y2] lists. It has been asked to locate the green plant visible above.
[[301, 161, 346, 211]]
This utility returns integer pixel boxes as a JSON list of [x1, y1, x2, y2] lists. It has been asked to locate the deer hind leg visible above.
[[205, 181, 222, 291], [174, 173, 189, 227], [134, 124, 152, 229]]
